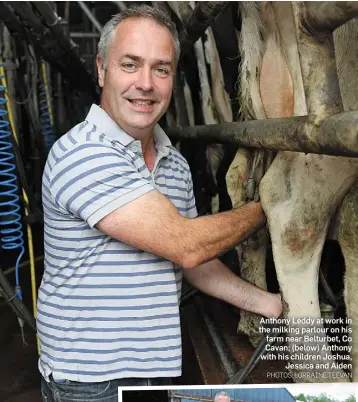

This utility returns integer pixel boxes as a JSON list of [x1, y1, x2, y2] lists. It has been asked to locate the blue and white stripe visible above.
[[37, 104, 197, 383]]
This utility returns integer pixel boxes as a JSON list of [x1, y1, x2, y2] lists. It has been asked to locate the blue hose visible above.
[[0, 65, 25, 300], [39, 83, 56, 153]]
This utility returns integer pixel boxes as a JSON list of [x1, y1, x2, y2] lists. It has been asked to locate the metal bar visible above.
[[3, 26, 17, 133], [27, 2, 77, 52], [167, 2, 192, 24], [303, 1, 358, 32], [32, 2, 97, 93], [292, 2, 343, 120], [173, 71, 189, 127], [77, 1, 102, 33], [70, 32, 100, 39], [166, 111, 358, 157], [169, 393, 214, 402], [56, 72, 65, 133], [0, 2, 28, 39], [152, 1, 170, 15], [168, 393, 243, 402], [92, 7, 97, 76], [111, 1, 127, 12], [9, 1, 44, 32], [5, 2, 97, 97], [4, 255, 44, 276], [195, 296, 236, 379], [179, 2, 229, 56], [65, 1, 70, 26], [0, 268, 37, 332]]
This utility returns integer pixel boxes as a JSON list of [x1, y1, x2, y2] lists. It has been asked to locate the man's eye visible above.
[[156, 68, 169, 77], [122, 63, 136, 70]]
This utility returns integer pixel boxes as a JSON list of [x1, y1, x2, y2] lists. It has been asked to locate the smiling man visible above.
[[38, 5, 281, 402], [214, 392, 231, 402], [98, 17, 175, 143]]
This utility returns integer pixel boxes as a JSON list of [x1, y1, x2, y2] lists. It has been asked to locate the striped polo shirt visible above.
[[37, 104, 197, 383]]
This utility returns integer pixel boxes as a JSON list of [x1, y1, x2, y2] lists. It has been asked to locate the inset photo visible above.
[[120, 385, 357, 402]]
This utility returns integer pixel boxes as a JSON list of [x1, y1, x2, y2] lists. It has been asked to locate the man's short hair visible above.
[[214, 392, 231, 402], [97, 4, 180, 69]]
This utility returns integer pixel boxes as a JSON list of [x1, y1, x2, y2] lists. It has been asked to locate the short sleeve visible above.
[[49, 142, 154, 227], [186, 169, 198, 219]]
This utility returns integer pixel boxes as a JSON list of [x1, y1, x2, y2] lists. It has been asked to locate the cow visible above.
[[225, 2, 358, 382]]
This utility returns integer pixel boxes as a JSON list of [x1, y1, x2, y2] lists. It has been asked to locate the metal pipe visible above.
[[70, 32, 100, 38], [3, 26, 17, 136], [77, 1, 102, 33], [168, 393, 244, 402], [7, 2, 97, 96], [169, 393, 215, 402], [151, 2, 170, 15], [65, 1, 70, 27], [0, 2, 28, 39], [195, 296, 236, 379], [111, 1, 126, 12], [4, 255, 44, 276], [56, 72, 65, 133], [179, 2, 229, 56], [166, 111, 358, 157], [303, 1, 358, 33], [92, 7, 97, 77], [173, 71, 189, 127], [167, 2, 192, 24], [0, 268, 36, 331]]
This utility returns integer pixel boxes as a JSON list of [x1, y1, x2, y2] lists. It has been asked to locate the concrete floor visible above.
[[0, 301, 40, 402]]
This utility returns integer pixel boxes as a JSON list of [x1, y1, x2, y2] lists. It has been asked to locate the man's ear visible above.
[[96, 55, 105, 87]]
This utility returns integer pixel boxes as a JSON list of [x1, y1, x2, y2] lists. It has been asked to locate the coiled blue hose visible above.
[[0, 65, 25, 299], [39, 82, 56, 153]]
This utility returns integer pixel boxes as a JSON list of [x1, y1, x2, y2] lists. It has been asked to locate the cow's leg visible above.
[[226, 149, 268, 346], [236, 228, 269, 347], [260, 152, 357, 382], [334, 18, 358, 381], [232, 1, 301, 347], [338, 179, 358, 381], [227, 2, 269, 346]]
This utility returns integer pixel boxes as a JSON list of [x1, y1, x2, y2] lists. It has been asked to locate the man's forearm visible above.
[[183, 258, 282, 318], [182, 201, 265, 268], [97, 191, 264, 270]]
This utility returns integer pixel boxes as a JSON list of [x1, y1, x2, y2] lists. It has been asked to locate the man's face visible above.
[[97, 17, 175, 137], [215, 396, 230, 402]]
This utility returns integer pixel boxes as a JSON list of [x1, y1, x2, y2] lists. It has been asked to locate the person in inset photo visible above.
[[214, 391, 231, 402]]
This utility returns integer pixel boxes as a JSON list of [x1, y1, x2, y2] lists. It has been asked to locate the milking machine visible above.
[[0, 28, 39, 349], [0, 58, 28, 342]]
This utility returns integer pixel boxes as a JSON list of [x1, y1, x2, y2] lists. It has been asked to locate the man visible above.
[[38, 5, 282, 401], [214, 392, 231, 402]]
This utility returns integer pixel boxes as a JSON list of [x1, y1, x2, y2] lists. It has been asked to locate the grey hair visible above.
[[214, 392, 231, 402], [97, 4, 180, 69]]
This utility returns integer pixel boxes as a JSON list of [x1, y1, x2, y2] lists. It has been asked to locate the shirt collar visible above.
[[85, 104, 172, 148]]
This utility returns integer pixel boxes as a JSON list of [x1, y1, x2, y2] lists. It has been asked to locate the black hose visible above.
[[0, 268, 36, 331], [226, 315, 286, 384], [319, 265, 341, 309], [226, 332, 268, 384]]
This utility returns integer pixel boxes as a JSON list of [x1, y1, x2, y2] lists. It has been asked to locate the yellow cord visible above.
[[0, 60, 40, 354], [41, 61, 54, 126]]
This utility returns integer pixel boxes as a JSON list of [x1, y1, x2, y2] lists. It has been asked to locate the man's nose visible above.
[[135, 67, 154, 92]]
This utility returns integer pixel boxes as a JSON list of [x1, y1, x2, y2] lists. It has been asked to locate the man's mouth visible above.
[[128, 99, 155, 106]]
